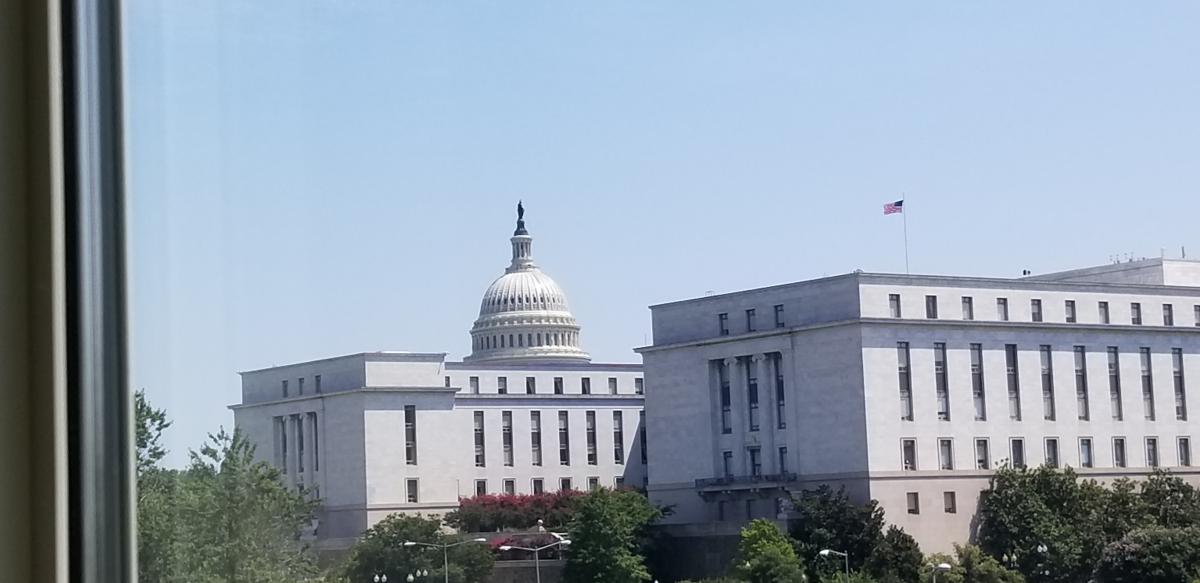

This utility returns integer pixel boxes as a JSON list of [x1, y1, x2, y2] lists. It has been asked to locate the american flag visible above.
[[883, 199, 904, 215]]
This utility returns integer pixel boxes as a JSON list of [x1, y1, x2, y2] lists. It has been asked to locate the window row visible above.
[[717, 304, 788, 336], [905, 491, 960, 515], [460, 375, 643, 395], [720, 445, 791, 478], [715, 354, 788, 434], [900, 435, 1192, 471], [468, 475, 621, 497], [896, 343, 1188, 423], [280, 374, 322, 398], [272, 412, 320, 476], [473, 410, 646, 468], [889, 293, 1200, 327], [474, 330, 579, 350]]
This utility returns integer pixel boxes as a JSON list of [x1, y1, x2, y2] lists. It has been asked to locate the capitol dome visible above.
[[465, 204, 590, 364]]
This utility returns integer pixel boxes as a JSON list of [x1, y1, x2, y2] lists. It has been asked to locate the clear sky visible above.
[[124, 1, 1200, 466]]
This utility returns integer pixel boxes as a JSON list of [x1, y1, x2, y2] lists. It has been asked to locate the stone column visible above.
[[755, 354, 776, 474], [304, 413, 317, 485], [286, 414, 300, 487], [726, 357, 746, 472]]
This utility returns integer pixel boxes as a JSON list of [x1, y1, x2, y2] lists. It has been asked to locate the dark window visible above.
[[902, 439, 917, 470], [530, 411, 543, 466], [298, 377, 305, 395], [443, 376, 449, 388], [474, 412, 486, 467], [746, 359, 760, 431], [1079, 438, 1093, 468], [722, 451, 733, 476], [774, 355, 786, 429], [1131, 302, 1142, 325], [1114, 438, 1127, 467], [608, 377, 618, 394], [1011, 438, 1026, 469], [1031, 299, 1043, 322], [502, 411, 514, 467], [1179, 437, 1192, 467], [308, 412, 319, 471], [1075, 346, 1091, 420], [282, 379, 289, 398], [1065, 300, 1076, 323], [1141, 348, 1155, 420], [975, 439, 990, 469], [898, 342, 913, 421], [587, 477, 600, 492], [1108, 347, 1123, 421], [475, 480, 487, 496], [1173, 348, 1187, 420], [585, 411, 597, 465], [944, 492, 957, 514], [778, 446, 788, 473], [745, 308, 757, 332], [1099, 301, 1110, 324], [1006, 344, 1022, 420], [774, 304, 785, 327], [634, 378, 644, 395], [718, 312, 729, 335], [560, 477, 572, 491], [939, 438, 954, 470], [719, 361, 732, 434], [613, 411, 624, 464], [1045, 438, 1059, 468], [1195, 305, 1200, 326], [1040, 345, 1056, 420], [315, 374, 322, 393], [935, 343, 950, 421], [748, 447, 762, 477], [1147, 437, 1160, 467], [581, 377, 590, 394], [406, 479, 419, 503], [971, 344, 987, 420], [469, 376, 479, 394], [1164, 304, 1175, 326], [504, 479, 516, 495], [997, 298, 1009, 321], [532, 478, 544, 494], [497, 376, 507, 394], [962, 296, 974, 320], [907, 492, 920, 515], [526, 376, 536, 395], [554, 377, 563, 394], [405, 405, 417, 465], [558, 411, 571, 465], [889, 294, 902, 318], [640, 411, 648, 465], [925, 295, 938, 319]]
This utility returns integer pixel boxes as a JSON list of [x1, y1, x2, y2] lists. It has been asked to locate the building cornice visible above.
[[228, 385, 459, 410]]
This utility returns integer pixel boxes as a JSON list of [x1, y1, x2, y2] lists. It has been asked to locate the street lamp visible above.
[[373, 575, 387, 583], [818, 549, 850, 581], [498, 539, 571, 583], [932, 562, 951, 583], [402, 538, 488, 583]]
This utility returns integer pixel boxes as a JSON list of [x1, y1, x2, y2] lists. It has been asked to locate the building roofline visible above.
[[238, 351, 448, 375], [446, 361, 642, 372]]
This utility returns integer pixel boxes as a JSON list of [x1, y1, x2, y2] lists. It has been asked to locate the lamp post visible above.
[[932, 562, 951, 583], [499, 539, 571, 583], [373, 575, 387, 583], [818, 549, 849, 581], [402, 538, 488, 583]]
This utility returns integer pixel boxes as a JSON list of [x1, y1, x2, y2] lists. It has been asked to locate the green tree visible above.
[[866, 526, 922, 583], [564, 488, 661, 583], [921, 545, 1025, 583], [1093, 527, 1200, 583], [732, 519, 805, 583], [173, 429, 318, 582], [136, 390, 178, 583], [1140, 470, 1200, 529], [342, 514, 493, 583], [788, 486, 885, 580]]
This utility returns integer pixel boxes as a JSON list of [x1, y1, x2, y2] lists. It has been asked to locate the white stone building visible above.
[[639, 258, 1200, 553], [232, 207, 646, 550]]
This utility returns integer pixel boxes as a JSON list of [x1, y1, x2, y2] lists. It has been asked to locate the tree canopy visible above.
[[563, 488, 662, 583], [342, 514, 494, 583]]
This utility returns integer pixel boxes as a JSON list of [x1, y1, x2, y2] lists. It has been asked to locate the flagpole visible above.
[[902, 194, 910, 274]]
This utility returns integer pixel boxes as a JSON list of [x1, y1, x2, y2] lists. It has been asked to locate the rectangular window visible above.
[[1031, 299, 1043, 322], [530, 411, 543, 466], [976, 439, 991, 469], [1040, 345, 1056, 420], [1179, 437, 1192, 467], [1006, 344, 1022, 421], [774, 355, 786, 429], [778, 446, 788, 473], [554, 377, 563, 395], [526, 376, 536, 395], [587, 477, 600, 492], [404, 405, 417, 465], [560, 477, 572, 491], [902, 439, 917, 470], [889, 294, 902, 318], [639, 411, 648, 465], [615, 476, 624, 489], [275, 417, 288, 473], [504, 479, 516, 495], [443, 376, 450, 388], [1075, 346, 1091, 420], [1131, 302, 1142, 325], [585, 411, 597, 465], [298, 377, 305, 395], [315, 374, 322, 394], [1174, 349, 1188, 420], [997, 297, 1009, 321], [581, 377, 591, 395], [608, 377, 618, 394], [1108, 347, 1124, 421], [296, 414, 304, 473], [1195, 305, 1200, 326], [474, 411, 486, 467], [406, 478, 419, 503], [502, 411, 514, 467], [962, 296, 974, 320], [498, 376, 507, 395], [935, 343, 951, 421], [747, 360, 760, 431], [944, 492, 957, 514], [1065, 300, 1077, 323], [1011, 438, 1026, 469], [1045, 438, 1059, 468], [532, 478, 544, 495], [469, 376, 479, 394], [1079, 438, 1094, 468], [746, 308, 757, 332], [1147, 437, 1160, 468], [718, 312, 729, 335], [1099, 301, 1110, 324], [774, 304, 785, 327], [282, 379, 289, 398], [1113, 437, 1127, 468], [748, 447, 762, 477], [1141, 348, 1155, 420], [971, 343, 987, 420], [719, 361, 732, 434], [939, 438, 954, 470], [308, 412, 319, 471], [722, 451, 733, 477], [926, 295, 939, 319], [635, 378, 644, 395], [906, 492, 920, 515], [1164, 304, 1175, 326], [613, 412, 625, 464], [558, 411, 571, 465], [475, 479, 487, 496], [898, 342, 914, 421]]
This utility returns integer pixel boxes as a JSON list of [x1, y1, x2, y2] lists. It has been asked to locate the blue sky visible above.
[[124, 1, 1200, 466]]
